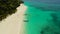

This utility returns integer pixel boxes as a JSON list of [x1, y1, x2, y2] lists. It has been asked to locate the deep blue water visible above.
[[23, 0, 60, 11], [22, 0, 60, 34]]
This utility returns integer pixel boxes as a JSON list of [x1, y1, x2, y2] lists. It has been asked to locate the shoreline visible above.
[[0, 4, 27, 34]]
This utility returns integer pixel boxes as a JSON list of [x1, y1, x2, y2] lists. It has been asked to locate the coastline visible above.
[[0, 4, 27, 34]]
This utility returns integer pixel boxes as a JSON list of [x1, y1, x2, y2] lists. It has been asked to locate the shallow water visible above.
[[23, 1, 60, 34]]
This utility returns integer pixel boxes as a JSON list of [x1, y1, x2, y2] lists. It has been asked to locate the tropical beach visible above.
[[0, 0, 60, 34], [0, 4, 27, 34]]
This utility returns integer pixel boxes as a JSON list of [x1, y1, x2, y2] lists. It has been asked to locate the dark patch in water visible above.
[[40, 25, 60, 34], [23, 19, 29, 22]]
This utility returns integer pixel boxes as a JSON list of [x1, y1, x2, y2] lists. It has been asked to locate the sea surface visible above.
[[22, 0, 60, 34]]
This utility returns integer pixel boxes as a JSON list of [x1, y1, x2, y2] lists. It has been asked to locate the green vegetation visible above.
[[0, 0, 23, 21]]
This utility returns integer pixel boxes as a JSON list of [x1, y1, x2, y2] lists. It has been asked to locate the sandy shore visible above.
[[0, 4, 27, 34]]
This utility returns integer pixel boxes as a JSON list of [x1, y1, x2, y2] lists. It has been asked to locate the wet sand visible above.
[[0, 4, 27, 34]]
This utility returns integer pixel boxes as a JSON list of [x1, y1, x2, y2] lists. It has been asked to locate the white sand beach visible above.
[[0, 4, 27, 34]]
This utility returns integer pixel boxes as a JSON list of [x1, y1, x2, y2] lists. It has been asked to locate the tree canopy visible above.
[[0, 0, 23, 21]]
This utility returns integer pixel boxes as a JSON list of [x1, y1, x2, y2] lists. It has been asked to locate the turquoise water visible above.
[[24, 2, 60, 34], [22, 0, 60, 11]]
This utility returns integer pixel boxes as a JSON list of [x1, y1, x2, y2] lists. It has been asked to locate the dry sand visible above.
[[0, 4, 27, 34]]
